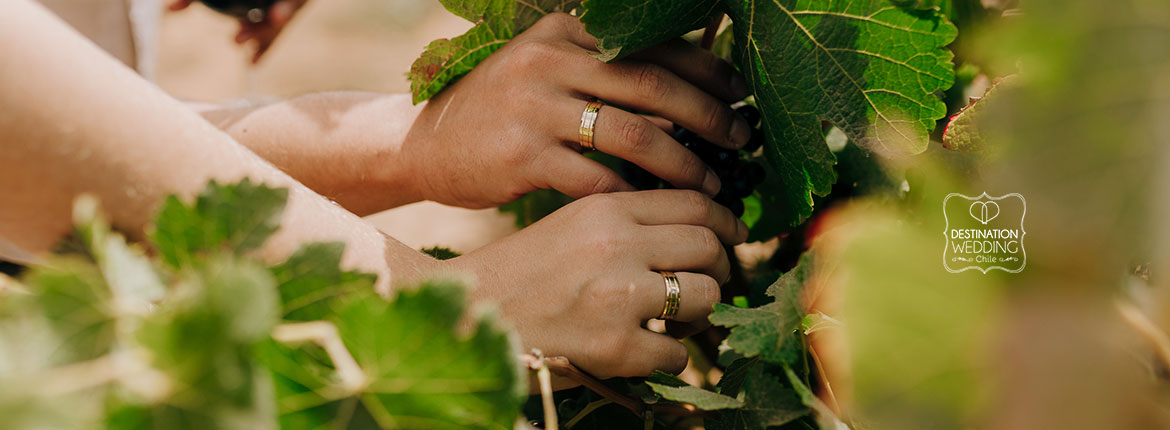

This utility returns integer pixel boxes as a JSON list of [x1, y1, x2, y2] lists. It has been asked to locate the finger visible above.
[[569, 58, 752, 149], [268, 0, 296, 26], [637, 271, 720, 323], [252, 38, 274, 63], [665, 319, 711, 339], [235, 27, 252, 44], [623, 332, 689, 376], [618, 189, 747, 244], [168, 0, 194, 11], [631, 39, 751, 103], [644, 116, 672, 133], [557, 101, 719, 196], [639, 226, 730, 283], [542, 149, 635, 198]]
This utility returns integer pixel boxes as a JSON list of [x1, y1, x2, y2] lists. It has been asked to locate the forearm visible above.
[[0, 0, 434, 290], [200, 92, 427, 215]]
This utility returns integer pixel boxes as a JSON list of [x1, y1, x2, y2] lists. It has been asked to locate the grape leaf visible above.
[[150, 179, 287, 269], [498, 189, 573, 228], [705, 363, 807, 429], [645, 370, 745, 410], [421, 246, 463, 260], [646, 381, 744, 410], [409, 0, 581, 103], [263, 281, 525, 430], [125, 253, 280, 428], [579, 0, 723, 61], [270, 242, 376, 322], [709, 251, 813, 365], [726, 0, 956, 226], [942, 75, 1015, 152], [783, 365, 847, 429]]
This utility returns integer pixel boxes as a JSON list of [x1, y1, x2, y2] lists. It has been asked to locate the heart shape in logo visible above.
[[969, 201, 1000, 225]]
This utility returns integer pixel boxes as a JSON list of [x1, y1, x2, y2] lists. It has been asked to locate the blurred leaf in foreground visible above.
[[263, 281, 525, 430], [151, 179, 287, 269]]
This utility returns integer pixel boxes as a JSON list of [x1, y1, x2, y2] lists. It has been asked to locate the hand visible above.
[[402, 13, 753, 209], [446, 190, 748, 379], [169, 0, 308, 63]]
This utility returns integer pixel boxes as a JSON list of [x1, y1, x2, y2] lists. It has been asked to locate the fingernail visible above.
[[729, 117, 751, 148], [737, 219, 749, 241], [729, 73, 749, 98], [702, 170, 721, 196]]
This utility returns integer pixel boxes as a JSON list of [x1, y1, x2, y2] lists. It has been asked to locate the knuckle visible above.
[[588, 172, 623, 195], [701, 100, 732, 136], [616, 117, 655, 155], [506, 39, 561, 70], [534, 12, 576, 32], [697, 228, 722, 259], [631, 65, 671, 104], [699, 276, 721, 307], [679, 190, 711, 222], [675, 155, 709, 190]]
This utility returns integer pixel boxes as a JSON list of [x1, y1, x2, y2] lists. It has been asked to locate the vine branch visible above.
[[523, 355, 715, 420], [700, 15, 724, 51]]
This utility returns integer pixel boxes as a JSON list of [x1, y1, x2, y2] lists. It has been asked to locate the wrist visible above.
[[300, 92, 428, 215]]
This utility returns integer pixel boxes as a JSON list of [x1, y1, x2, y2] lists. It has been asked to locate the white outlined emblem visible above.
[[943, 192, 1026, 273]]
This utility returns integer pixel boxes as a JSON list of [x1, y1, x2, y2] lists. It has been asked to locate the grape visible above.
[[744, 128, 764, 153], [736, 105, 761, 128], [619, 103, 767, 219], [197, 0, 276, 20]]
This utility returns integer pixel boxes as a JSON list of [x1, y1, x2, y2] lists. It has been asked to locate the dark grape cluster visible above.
[[622, 105, 766, 217], [197, 0, 276, 20]]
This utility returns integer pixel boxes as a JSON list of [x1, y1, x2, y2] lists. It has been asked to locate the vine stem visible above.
[[700, 14, 724, 51], [272, 321, 366, 392], [564, 399, 611, 429], [533, 351, 560, 430], [1116, 300, 1170, 371], [525, 355, 714, 419]]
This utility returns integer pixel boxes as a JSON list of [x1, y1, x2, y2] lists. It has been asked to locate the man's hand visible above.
[[169, 0, 308, 63], [401, 13, 753, 209], [448, 190, 748, 379]]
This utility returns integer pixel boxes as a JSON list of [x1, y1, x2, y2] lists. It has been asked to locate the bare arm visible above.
[[198, 92, 427, 215], [0, 0, 435, 291]]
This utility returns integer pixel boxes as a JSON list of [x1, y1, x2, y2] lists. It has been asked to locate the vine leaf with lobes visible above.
[[409, 0, 956, 228]]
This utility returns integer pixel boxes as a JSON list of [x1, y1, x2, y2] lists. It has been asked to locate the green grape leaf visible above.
[[942, 75, 1015, 152], [421, 246, 463, 260], [263, 281, 524, 430], [270, 242, 376, 322], [150, 179, 287, 269], [409, 0, 581, 103], [713, 357, 758, 398], [705, 363, 807, 429], [134, 253, 280, 425], [726, 0, 956, 226], [579, 0, 723, 61], [17, 259, 114, 364], [646, 381, 744, 410], [709, 251, 813, 365], [498, 189, 574, 228], [783, 365, 847, 429]]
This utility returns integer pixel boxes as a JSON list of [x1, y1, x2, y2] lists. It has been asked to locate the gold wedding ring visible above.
[[658, 271, 681, 320], [579, 100, 603, 151]]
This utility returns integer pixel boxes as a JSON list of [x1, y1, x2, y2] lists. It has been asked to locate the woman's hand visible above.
[[402, 13, 753, 209], [169, 0, 308, 63], [446, 190, 748, 379]]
